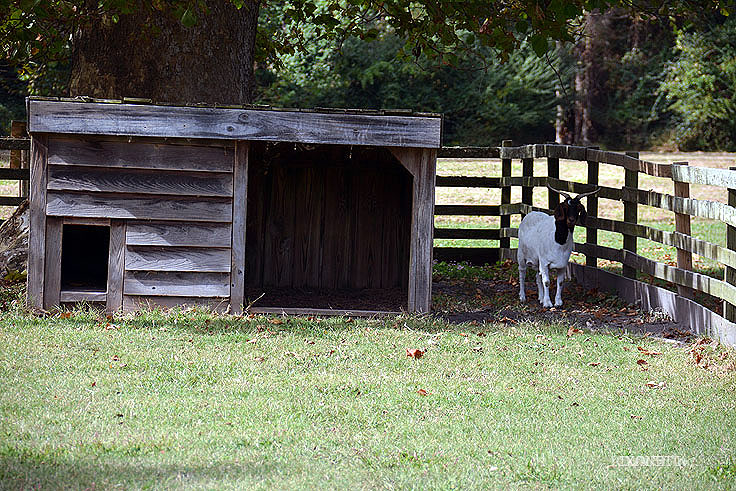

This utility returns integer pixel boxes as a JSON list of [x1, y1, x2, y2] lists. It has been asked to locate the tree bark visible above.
[[69, 1, 260, 104]]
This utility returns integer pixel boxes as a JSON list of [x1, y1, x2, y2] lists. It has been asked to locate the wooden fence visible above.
[[0, 121, 30, 221], [436, 143, 736, 340]]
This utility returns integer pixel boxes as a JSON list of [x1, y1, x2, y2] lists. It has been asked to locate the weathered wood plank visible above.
[[46, 192, 233, 222], [586, 156, 599, 268], [433, 247, 501, 265], [0, 168, 30, 180], [126, 222, 231, 247], [106, 220, 126, 312], [500, 143, 512, 251], [43, 218, 62, 309], [673, 161, 694, 299], [623, 188, 736, 227], [434, 203, 524, 216], [293, 165, 325, 288], [230, 141, 248, 314], [124, 271, 230, 297], [47, 165, 233, 197], [263, 164, 295, 287], [30, 100, 443, 148], [125, 246, 231, 272], [28, 135, 48, 309], [0, 197, 25, 206], [589, 216, 736, 268], [60, 290, 107, 303], [390, 147, 436, 312], [672, 163, 736, 187], [545, 177, 620, 200], [620, 250, 736, 306], [0, 137, 30, 151], [320, 162, 351, 289], [437, 146, 500, 158], [123, 295, 228, 312], [47, 136, 234, 173], [726, 173, 736, 322], [245, 145, 267, 288], [434, 227, 517, 240], [623, 152, 639, 280]]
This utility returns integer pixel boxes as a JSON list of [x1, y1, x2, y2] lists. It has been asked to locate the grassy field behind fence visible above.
[[435, 152, 736, 280], [0, 305, 735, 489]]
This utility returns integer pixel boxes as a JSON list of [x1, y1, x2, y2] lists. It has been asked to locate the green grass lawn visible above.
[[1, 302, 734, 489]]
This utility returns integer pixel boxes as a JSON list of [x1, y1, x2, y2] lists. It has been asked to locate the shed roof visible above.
[[28, 97, 443, 148]]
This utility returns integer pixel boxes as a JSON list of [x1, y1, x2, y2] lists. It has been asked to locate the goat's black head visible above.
[[548, 184, 600, 245]]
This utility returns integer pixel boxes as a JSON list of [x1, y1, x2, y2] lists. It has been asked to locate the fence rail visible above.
[[436, 143, 736, 333]]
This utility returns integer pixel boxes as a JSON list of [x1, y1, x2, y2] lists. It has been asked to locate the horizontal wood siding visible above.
[[126, 222, 231, 248], [48, 165, 233, 197], [124, 271, 230, 297], [46, 192, 232, 221], [43, 136, 236, 311], [48, 136, 233, 172], [31, 100, 442, 148], [125, 246, 231, 272]]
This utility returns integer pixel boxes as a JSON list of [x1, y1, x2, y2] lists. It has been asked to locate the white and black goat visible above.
[[517, 184, 600, 308]]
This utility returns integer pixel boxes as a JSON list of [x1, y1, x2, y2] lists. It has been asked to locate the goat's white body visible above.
[[517, 211, 573, 308]]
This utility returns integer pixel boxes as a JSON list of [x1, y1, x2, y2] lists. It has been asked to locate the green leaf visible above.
[[180, 8, 197, 27], [530, 34, 549, 57]]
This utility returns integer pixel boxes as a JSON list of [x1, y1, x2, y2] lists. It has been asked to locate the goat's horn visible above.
[[575, 187, 601, 200], [546, 182, 572, 201]]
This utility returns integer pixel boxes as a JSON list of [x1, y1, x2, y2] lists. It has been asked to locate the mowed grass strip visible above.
[[1, 307, 734, 489]]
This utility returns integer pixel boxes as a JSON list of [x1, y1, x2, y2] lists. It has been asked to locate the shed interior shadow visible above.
[[60, 224, 110, 292]]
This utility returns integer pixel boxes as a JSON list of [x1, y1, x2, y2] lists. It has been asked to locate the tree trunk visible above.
[[69, 1, 260, 104]]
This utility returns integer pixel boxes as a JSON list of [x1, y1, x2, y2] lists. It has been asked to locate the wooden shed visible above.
[[26, 98, 441, 315]]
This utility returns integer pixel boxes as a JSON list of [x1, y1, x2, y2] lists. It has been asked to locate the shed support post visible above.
[[390, 147, 436, 313], [230, 141, 249, 315], [622, 151, 639, 280], [28, 135, 48, 310]]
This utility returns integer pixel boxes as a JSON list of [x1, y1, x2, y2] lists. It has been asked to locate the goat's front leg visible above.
[[518, 263, 527, 302], [539, 264, 553, 308], [554, 267, 566, 307]]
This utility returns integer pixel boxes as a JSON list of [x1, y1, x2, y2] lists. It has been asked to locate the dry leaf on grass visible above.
[[567, 327, 583, 337], [645, 381, 665, 389], [416, 389, 428, 396], [636, 359, 648, 366], [268, 318, 283, 325], [637, 346, 662, 356], [406, 348, 424, 359], [588, 361, 601, 367]]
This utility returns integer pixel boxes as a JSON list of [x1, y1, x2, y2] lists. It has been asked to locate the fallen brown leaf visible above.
[[567, 327, 583, 337], [268, 318, 283, 325], [630, 414, 642, 420], [406, 348, 425, 359], [588, 361, 600, 367], [636, 359, 648, 366], [637, 346, 661, 356], [416, 389, 428, 396]]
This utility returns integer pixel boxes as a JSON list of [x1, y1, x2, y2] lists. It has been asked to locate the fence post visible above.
[[586, 147, 599, 268], [673, 161, 694, 299], [547, 153, 559, 212], [11, 120, 28, 197], [726, 167, 736, 322], [622, 151, 639, 280], [500, 140, 512, 252], [522, 156, 533, 217]]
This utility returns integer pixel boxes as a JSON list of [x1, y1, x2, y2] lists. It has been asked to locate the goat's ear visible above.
[[554, 202, 568, 222], [578, 205, 587, 225]]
